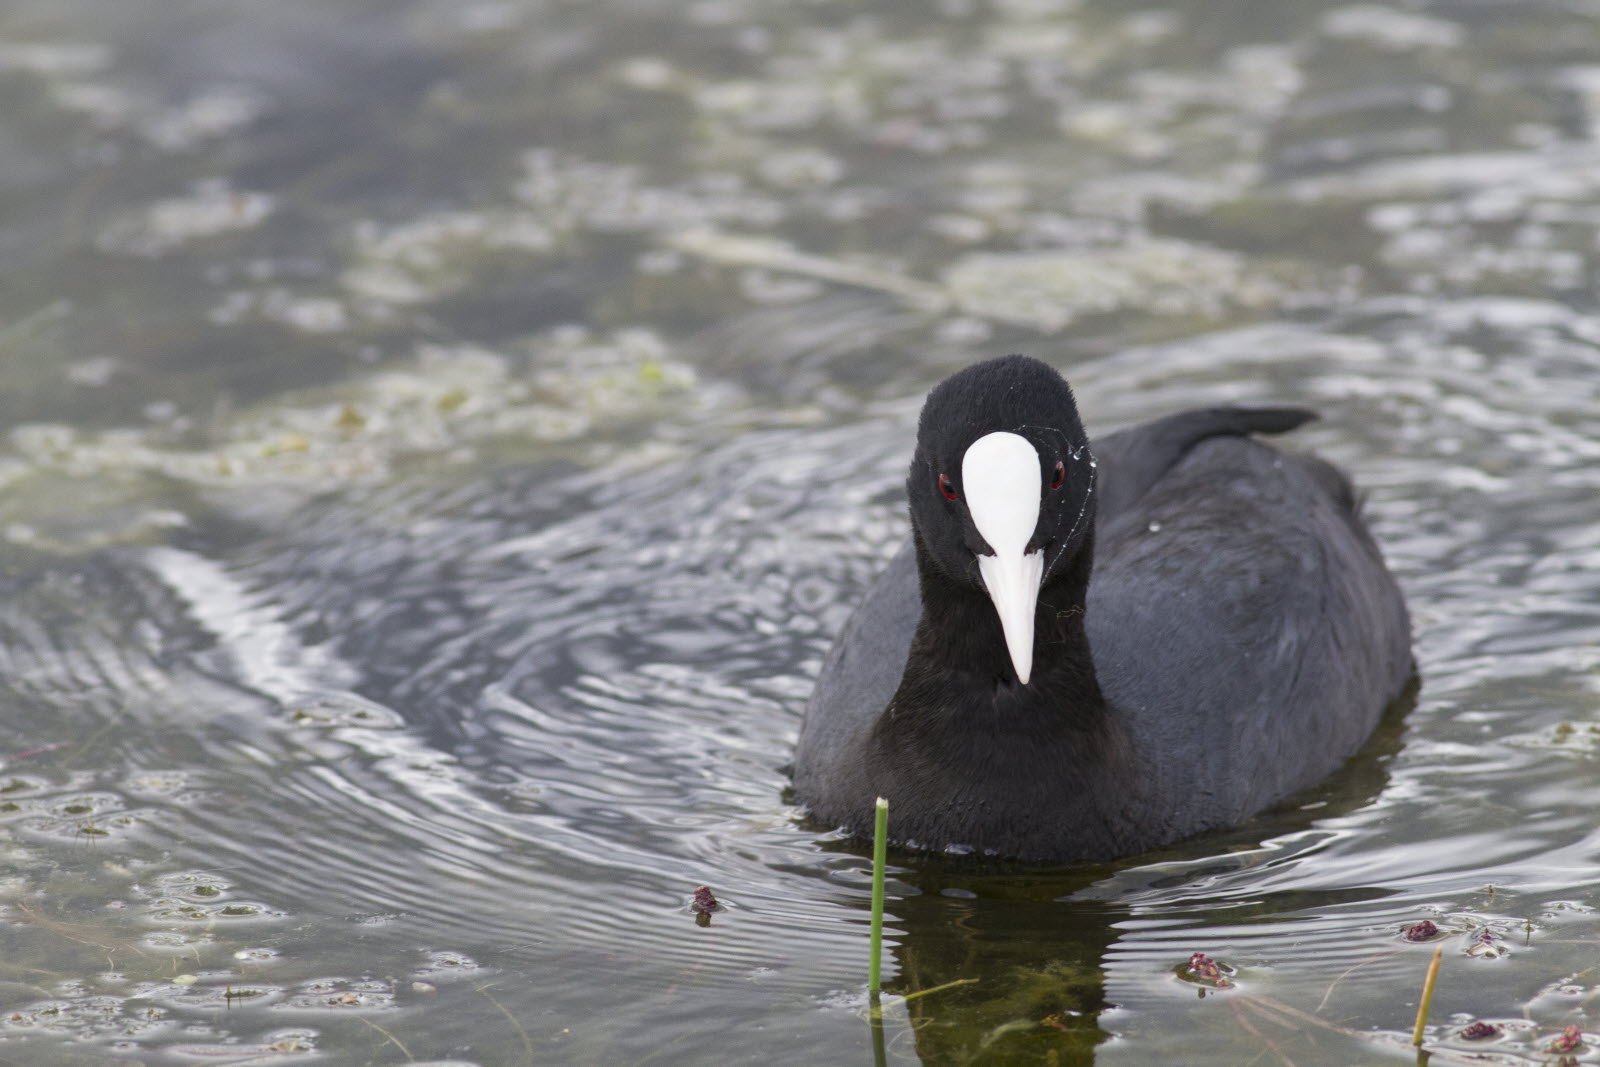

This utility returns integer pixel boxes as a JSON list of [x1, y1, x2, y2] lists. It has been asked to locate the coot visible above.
[[794, 355, 1412, 861]]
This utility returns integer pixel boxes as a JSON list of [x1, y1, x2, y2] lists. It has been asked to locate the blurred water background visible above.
[[2, 0, 1600, 1063]]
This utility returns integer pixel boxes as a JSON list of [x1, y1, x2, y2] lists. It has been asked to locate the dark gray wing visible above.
[[1088, 432, 1411, 835]]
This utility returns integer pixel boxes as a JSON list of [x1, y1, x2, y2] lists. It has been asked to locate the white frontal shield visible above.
[[962, 432, 1044, 684]]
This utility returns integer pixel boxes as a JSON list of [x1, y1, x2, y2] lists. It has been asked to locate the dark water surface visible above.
[[3, 0, 1600, 1063]]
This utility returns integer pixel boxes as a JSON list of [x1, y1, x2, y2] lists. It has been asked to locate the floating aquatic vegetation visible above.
[[280, 978, 397, 1011], [756, 147, 846, 190], [289, 695, 405, 729], [516, 150, 783, 236], [0, 41, 111, 75], [167, 1030, 318, 1058], [95, 180, 274, 257], [5, 790, 149, 842], [942, 240, 1280, 332], [669, 229, 946, 311], [1509, 719, 1600, 754], [414, 950, 481, 979], [209, 288, 351, 333], [341, 210, 557, 308], [0, 993, 172, 1043], [140, 87, 265, 151], [1320, 5, 1464, 52], [0, 327, 695, 534]]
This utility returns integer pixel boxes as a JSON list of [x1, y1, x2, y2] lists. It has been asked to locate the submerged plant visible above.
[[1466, 927, 1505, 958], [868, 797, 888, 998], [1548, 1024, 1584, 1053], [1180, 953, 1234, 990]]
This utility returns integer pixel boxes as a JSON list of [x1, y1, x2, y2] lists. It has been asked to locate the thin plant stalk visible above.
[[1411, 944, 1444, 1047], [868, 796, 888, 997]]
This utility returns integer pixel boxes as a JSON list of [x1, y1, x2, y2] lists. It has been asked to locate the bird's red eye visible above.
[[1050, 460, 1065, 490], [938, 473, 957, 501]]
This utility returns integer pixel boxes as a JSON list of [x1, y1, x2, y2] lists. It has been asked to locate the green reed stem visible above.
[[1411, 944, 1444, 1047], [868, 796, 888, 996]]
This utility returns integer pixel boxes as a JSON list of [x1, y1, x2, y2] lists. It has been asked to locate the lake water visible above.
[[3, 0, 1599, 1063]]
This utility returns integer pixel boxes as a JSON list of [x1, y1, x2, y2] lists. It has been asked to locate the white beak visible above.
[[962, 432, 1044, 685]]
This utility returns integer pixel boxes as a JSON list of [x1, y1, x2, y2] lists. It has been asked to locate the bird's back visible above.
[[1086, 423, 1411, 840]]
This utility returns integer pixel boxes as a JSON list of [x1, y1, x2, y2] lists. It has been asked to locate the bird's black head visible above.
[[906, 355, 1096, 684]]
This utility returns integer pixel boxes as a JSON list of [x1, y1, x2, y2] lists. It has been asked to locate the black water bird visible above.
[[794, 355, 1412, 861]]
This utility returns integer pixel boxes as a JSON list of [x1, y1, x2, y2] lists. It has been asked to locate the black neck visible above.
[[866, 528, 1135, 860], [893, 529, 1108, 718]]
